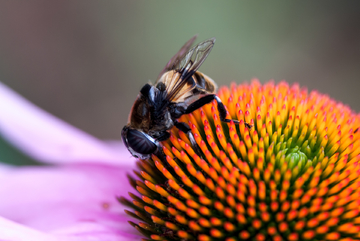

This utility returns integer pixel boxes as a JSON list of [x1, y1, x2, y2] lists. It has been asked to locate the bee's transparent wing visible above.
[[165, 38, 215, 102], [157, 35, 197, 80]]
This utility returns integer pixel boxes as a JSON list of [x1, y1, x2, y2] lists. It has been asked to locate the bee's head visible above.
[[121, 125, 158, 159], [128, 97, 152, 135], [128, 83, 159, 132]]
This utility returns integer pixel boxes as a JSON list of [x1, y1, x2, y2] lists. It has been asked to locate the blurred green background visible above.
[[0, 1, 359, 143]]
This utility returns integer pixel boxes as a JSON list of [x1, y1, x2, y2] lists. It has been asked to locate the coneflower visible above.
[[121, 80, 360, 241]]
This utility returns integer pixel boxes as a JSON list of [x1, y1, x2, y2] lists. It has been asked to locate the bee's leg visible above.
[[185, 94, 252, 128], [156, 131, 170, 141], [174, 121, 202, 156], [153, 131, 171, 162], [153, 148, 167, 163]]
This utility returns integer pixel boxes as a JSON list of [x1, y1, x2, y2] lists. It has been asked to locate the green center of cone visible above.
[[286, 146, 309, 171]]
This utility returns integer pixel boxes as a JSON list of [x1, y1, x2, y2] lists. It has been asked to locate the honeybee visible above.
[[122, 36, 251, 159]]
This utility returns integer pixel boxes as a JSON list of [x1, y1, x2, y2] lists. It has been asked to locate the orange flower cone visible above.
[[121, 80, 360, 241]]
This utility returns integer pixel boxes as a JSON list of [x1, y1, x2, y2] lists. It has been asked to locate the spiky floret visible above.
[[121, 80, 360, 241]]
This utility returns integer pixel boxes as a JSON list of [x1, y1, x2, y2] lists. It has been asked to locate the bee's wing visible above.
[[157, 35, 198, 81], [165, 38, 216, 102]]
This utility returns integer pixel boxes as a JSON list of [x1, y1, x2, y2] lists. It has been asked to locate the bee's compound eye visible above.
[[123, 128, 157, 156]]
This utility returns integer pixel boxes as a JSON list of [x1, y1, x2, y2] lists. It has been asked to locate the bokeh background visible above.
[[0, 1, 360, 143]]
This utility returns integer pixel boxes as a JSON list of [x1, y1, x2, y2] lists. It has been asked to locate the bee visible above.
[[122, 36, 251, 159]]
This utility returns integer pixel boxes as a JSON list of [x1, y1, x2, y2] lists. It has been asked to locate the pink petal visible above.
[[0, 216, 55, 241], [0, 82, 135, 165], [0, 163, 142, 240]]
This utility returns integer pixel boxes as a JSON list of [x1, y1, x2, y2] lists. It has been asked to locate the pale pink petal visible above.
[[51, 222, 142, 241], [0, 82, 135, 165], [0, 216, 55, 241], [0, 163, 142, 240]]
